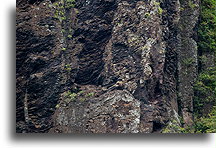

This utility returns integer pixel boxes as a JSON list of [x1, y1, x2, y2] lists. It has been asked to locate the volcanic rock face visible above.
[[16, 0, 64, 132], [177, 0, 199, 126], [50, 90, 142, 133], [16, 0, 200, 133]]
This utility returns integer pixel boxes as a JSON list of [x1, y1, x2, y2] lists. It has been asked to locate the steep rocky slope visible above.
[[16, 0, 214, 133]]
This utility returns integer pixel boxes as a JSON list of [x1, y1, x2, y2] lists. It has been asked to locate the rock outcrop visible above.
[[16, 0, 201, 133], [177, 0, 199, 127]]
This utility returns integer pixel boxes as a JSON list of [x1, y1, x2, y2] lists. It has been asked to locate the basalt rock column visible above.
[[177, 0, 199, 127]]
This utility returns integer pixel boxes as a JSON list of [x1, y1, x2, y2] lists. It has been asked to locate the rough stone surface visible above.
[[16, 0, 65, 132], [177, 0, 200, 126], [16, 0, 200, 133], [50, 90, 142, 133]]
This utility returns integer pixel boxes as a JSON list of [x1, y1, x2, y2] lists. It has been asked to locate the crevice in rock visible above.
[[152, 121, 164, 132]]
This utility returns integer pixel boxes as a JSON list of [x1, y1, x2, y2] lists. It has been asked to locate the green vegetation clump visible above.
[[52, 0, 75, 40], [64, 64, 72, 71], [53, 0, 75, 21], [67, 34, 72, 38], [194, 106, 216, 133], [153, 1, 160, 6], [188, 0, 198, 9], [182, 58, 194, 67], [65, 0, 76, 9], [144, 12, 150, 18], [62, 90, 95, 104], [62, 47, 67, 51], [158, 7, 163, 15], [188, 65, 216, 131], [198, 0, 216, 52], [53, 1, 65, 22], [162, 119, 185, 133], [194, 68, 216, 116], [64, 91, 77, 103], [55, 104, 60, 108], [193, 0, 216, 133], [85, 92, 95, 97]]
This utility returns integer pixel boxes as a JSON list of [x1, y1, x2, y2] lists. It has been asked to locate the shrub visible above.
[[194, 68, 216, 117], [194, 106, 216, 133], [198, 0, 216, 52]]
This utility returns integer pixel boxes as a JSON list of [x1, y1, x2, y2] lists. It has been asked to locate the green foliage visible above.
[[62, 47, 67, 51], [162, 106, 216, 133], [193, 0, 216, 133], [65, 0, 76, 9], [198, 0, 216, 52], [194, 68, 216, 116], [67, 34, 72, 38], [180, 7, 185, 11], [158, 7, 163, 15], [62, 90, 93, 104], [55, 104, 60, 108], [64, 64, 72, 71], [77, 90, 84, 95], [153, 1, 160, 6], [152, 1, 163, 15], [52, 0, 75, 22], [167, 105, 216, 133], [188, 0, 198, 9], [75, 9, 79, 14], [53, 1, 65, 22], [198, 55, 208, 63], [64, 91, 77, 103], [182, 58, 194, 67], [144, 12, 150, 18], [162, 119, 185, 133], [194, 106, 216, 133], [61, 29, 66, 33], [85, 92, 95, 97]]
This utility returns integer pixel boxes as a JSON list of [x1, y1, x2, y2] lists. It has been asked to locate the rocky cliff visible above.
[[16, 0, 214, 133]]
